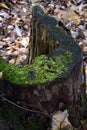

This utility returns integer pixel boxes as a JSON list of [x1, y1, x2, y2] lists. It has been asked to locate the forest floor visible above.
[[0, 0, 87, 130]]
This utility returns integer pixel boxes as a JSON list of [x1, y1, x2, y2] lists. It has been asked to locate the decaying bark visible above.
[[0, 6, 86, 114], [28, 7, 61, 64]]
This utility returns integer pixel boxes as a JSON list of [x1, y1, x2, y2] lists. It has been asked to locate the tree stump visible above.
[[0, 6, 85, 113]]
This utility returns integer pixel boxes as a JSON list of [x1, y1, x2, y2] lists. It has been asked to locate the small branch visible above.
[[0, 94, 51, 119]]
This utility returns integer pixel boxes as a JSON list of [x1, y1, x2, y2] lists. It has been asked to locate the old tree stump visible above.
[[0, 6, 85, 114]]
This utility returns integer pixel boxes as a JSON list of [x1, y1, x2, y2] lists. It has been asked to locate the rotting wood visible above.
[[0, 6, 86, 114]]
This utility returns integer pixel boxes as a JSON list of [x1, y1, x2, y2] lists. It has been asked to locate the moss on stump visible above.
[[0, 6, 85, 114], [0, 51, 72, 86]]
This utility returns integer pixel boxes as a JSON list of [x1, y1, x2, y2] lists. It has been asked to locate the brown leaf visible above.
[[83, 46, 87, 53], [80, 120, 87, 130], [15, 59, 20, 64]]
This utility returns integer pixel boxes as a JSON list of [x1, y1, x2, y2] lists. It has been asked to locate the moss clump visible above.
[[67, 106, 80, 128], [0, 51, 72, 86], [83, 94, 87, 107]]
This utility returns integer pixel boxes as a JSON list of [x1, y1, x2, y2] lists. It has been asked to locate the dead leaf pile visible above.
[[0, 0, 31, 64]]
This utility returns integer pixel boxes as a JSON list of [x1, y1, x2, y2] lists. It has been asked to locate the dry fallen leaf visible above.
[[83, 46, 87, 52], [6, 50, 13, 55], [32, 2, 40, 6], [0, 35, 4, 40], [80, 120, 87, 130], [0, 2, 9, 10], [70, 15, 80, 25], [11, 51, 19, 56], [15, 42, 21, 48], [9, 59, 15, 64], [20, 37, 29, 48], [0, 11, 10, 19], [15, 59, 20, 64], [15, 24, 22, 37], [19, 48, 28, 55], [0, 72, 3, 79]]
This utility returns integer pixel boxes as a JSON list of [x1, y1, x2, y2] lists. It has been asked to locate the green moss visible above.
[[67, 106, 80, 128], [0, 102, 49, 130], [83, 94, 87, 107], [0, 51, 72, 86]]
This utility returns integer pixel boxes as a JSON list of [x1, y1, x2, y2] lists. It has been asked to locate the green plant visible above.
[[67, 106, 80, 128], [0, 51, 72, 86], [83, 94, 87, 107]]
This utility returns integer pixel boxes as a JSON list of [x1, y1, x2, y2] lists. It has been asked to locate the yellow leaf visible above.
[[70, 15, 80, 25], [35, 2, 40, 6], [0, 72, 3, 79], [80, 120, 87, 130], [0, 2, 9, 10], [32, 2, 40, 6], [0, 35, 4, 40]]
